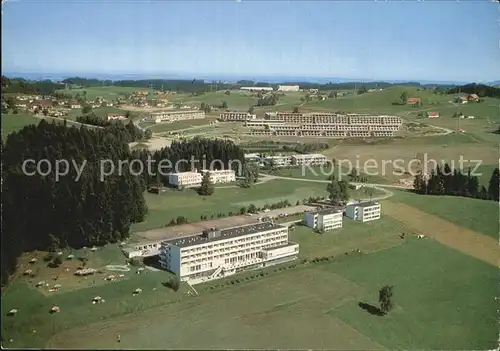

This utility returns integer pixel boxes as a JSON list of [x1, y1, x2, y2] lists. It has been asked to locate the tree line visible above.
[[1, 120, 149, 285], [446, 84, 500, 98], [413, 164, 499, 201], [1, 76, 62, 95]]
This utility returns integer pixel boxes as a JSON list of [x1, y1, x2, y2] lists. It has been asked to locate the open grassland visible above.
[[41, 239, 497, 350], [290, 216, 411, 259], [326, 239, 497, 350], [2, 113, 41, 138], [132, 180, 382, 232], [56, 86, 154, 100], [147, 118, 215, 133], [387, 190, 498, 239]]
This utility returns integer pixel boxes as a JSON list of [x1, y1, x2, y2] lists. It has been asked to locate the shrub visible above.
[[128, 257, 144, 267]]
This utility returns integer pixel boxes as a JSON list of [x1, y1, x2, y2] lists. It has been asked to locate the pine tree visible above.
[[198, 172, 214, 196], [488, 168, 499, 201]]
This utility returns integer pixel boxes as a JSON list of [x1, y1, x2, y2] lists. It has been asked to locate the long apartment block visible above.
[[219, 111, 257, 121], [246, 112, 402, 138], [159, 221, 299, 283], [149, 110, 205, 123]]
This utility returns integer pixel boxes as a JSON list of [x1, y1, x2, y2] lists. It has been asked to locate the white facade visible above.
[[345, 202, 381, 222], [291, 153, 328, 166], [200, 169, 236, 184], [304, 210, 343, 231], [278, 85, 300, 92], [150, 110, 205, 123], [263, 155, 292, 167], [168, 172, 203, 188], [159, 221, 299, 283], [219, 111, 257, 121]]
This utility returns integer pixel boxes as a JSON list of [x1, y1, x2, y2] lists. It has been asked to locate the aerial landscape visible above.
[[1, 0, 499, 349]]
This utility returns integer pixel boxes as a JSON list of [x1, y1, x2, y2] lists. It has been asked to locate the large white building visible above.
[[168, 172, 203, 188], [150, 110, 205, 123], [304, 209, 343, 232], [291, 153, 328, 166], [263, 155, 293, 168], [219, 111, 257, 121], [200, 169, 236, 184], [277, 85, 300, 92], [159, 221, 299, 283], [345, 201, 381, 222]]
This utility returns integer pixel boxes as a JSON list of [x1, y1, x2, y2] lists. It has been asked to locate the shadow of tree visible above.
[[358, 302, 384, 316]]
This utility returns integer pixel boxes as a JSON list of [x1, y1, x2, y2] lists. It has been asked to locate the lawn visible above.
[[147, 118, 214, 133], [36, 239, 497, 350], [389, 190, 498, 239], [56, 86, 154, 101], [270, 166, 392, 184], [290, 216, 410, 259], [132, 180, 383, 232], [327, 239, 497, 350], [2, 112, 41, 138], [132, 180, 331, 232]]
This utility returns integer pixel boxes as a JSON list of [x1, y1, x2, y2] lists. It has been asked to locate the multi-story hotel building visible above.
[[245, 112, 403, 138], [200, 169, 236, 184], [263, 155, 293, 167], [219, 111, 257, 121], [304, 209, 343, 232], [345, 201, 381, 222], [168, 172, 203, 188], [158, 221, 300, 283], [150, 110, 205, 124], [240, 86, 274, 92], [291, 154, 328, 166]]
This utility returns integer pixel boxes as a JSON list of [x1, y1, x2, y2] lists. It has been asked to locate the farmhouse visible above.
[[149, 110, 205, 123], [69, 101, 81, 109], [244, 153, 262, 162], [277, 85, 300, 92], [468, 94, 479, 102], [219, 111, 257, 121], [158, 221, 299, 283], [345, 201, 381, 222], [31, 100, 53, 112], [168, 171, 203, 188], [200, 169, 236, 184], [455, 96, 468, 104], [304, 209, 343, 232], [406, 98, 421, 105], [427, 112, 440, 118]]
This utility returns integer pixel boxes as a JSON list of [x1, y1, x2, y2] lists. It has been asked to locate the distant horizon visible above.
[[4, 71, 499, 86], [2, 1, 499, 82]]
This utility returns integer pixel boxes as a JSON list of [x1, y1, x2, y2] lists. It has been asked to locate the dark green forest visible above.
[[413, 164, 499, 201], [1, 122, 246, 285]]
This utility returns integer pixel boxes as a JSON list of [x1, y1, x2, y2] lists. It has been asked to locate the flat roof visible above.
[[348, 201, 380, 208], [306, 208, 342, 216], [262, 242, 298, 251], [164, 221, 286, 248], [292, 153, 327, 159]]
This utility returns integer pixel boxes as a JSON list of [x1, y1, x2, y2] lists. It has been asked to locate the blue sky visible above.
[[2, 0, 499, 82]]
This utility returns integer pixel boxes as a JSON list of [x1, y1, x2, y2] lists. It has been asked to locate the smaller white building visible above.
[[168, 172, 203, 188], [200, 169, 236, 184], [345, 201, 381, 222], [277, 85, 300, 92], [240, 86, 274, 92], [291, 153, 328, 166], [304, 209, 343, 232]]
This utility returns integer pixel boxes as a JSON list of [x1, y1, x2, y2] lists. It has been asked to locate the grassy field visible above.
[[2, 112, 41, 138], [132, 180, 381, 232], [56, 86, 154, 100], [38, 239, 497, 350], [388, 190, 499, 239], [270, 166, 392, 184], [146, 118, 215, 133]]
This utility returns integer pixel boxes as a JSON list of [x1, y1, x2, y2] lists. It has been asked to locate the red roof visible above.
[[407, 98, 421, 103], [428, 112, 439, 116]]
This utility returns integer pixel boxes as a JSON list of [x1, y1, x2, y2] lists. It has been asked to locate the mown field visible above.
[[131, 179, 382, 232], [388, 190, 499, 239], [56, 86, 154, 100], [2, 112, 41, 138], [2, 187, 497, 349], [146, 118, 215, 133]]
